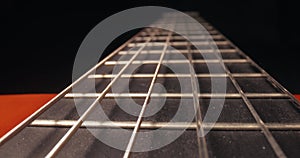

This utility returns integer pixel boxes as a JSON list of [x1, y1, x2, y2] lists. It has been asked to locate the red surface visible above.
[[0, 94, 299, 138], [295, 95, 300, 101], [0, 94, 56, 137]]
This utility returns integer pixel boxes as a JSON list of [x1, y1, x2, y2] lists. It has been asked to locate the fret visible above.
[[140, 30, 219, 36], [134, 35, 224, 41], [118, 49, 237, 54], [111, 53, 245, 61], [1, 12, 299, 158], [104, 59, 249, 65], [127, 41, 229, 47], [29, 120, 300, 130], [64, 93, 289, 98], [88, 73, 267, 78]]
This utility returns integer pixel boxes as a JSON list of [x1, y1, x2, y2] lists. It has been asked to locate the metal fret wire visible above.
[[29, 120, 300, 130], [118, 49, 237, 54], [88, 73, 267, 78], [205, 22, 287, 157], [123, 27, 174, 158], [65, 93, 289, 98], [134, 35, 224, 41], [45, 30, 158, 157], [127, 41, 228, 47], [104, 59, 249, 65]]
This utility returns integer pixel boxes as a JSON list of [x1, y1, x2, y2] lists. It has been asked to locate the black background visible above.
[[1, 0, 299, 94]]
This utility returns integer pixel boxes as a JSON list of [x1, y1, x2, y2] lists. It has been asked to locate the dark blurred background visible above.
[[1, 0, 299, 94]]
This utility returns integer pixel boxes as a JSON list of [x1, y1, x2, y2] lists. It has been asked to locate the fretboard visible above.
[[0, 12, 299, 158]]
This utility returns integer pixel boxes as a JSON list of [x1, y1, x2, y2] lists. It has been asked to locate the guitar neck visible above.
[[0, 12, 299, 158]]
